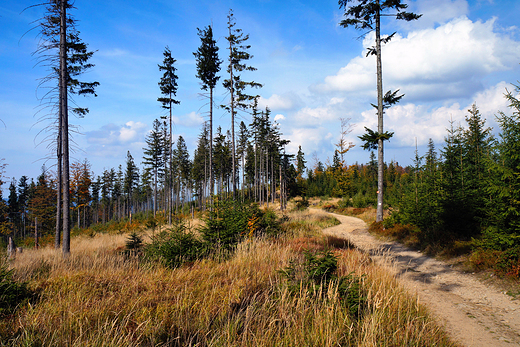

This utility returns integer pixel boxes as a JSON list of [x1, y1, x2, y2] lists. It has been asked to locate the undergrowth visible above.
[[1, 206, 459, 346]]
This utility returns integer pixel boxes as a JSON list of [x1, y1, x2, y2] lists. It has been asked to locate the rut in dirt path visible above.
[[318, 209, 520, 347]]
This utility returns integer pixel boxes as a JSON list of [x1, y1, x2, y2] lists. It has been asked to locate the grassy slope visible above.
[[2, 210, 458, 346]]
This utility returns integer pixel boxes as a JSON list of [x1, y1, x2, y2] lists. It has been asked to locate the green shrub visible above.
[[122, 232, 144, 258], [294, 197, 310, 211], [351, 191, 375, 208], [258, 208, 283, 237], [279, 250, 366, 318], [472, 227, 520, 251], [199, 200, 250, 250], [469, 228, 520, 276], [337, 197, 352, 209], [145, 222, 205, 269], [0, 259, 32, 317], [200, 200, 283, 250]]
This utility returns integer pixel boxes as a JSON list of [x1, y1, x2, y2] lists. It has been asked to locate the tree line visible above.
[[304, 88, 520, 275], [0, 7, 302, 243]]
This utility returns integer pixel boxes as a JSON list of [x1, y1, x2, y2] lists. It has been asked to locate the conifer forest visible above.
[[1, 1, 520, 346]]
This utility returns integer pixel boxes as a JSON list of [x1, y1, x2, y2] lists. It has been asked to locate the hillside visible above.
[[2, 209, 458, 346]]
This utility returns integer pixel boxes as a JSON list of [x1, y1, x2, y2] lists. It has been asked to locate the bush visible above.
[[352, 191, 375, 208], [337, 197, 352, 209], [258, 208, 282, 237], [145, 222, 205, 269], [279, 250, 366, 318], [199, 200, 250, 250], [200, 200, 283, 251], [122, 232, 144, 258], [322, 204, 337, 212], [0, 259, 32, 317], [471, 228, 520, 276], [294, 197, 310, 211]]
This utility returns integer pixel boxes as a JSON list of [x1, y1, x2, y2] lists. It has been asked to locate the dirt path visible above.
[[319, 210, 520, 347]]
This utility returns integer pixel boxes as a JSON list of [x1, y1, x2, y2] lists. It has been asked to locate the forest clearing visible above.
[[1, 1, 520, 345], [2, 206, 461, 346]]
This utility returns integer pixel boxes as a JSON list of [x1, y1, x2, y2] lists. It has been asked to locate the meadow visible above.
[[2, 208, 458, 346]]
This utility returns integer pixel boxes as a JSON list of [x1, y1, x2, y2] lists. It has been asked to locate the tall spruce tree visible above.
[[157, 46, 180, 223], [194, 25, 221, 202], [192, 124, 210, 209], [124, 151, 139, 220], [34, 0, 99, 254], [18, 176, 30, 239], [339, 0, 420, 222], [7, 180, 20, 238], [488, 84, 520, 234], [142, 119, 165, 216], [222, 9, 262, 197], [296, 146, 306, 178], [237, 121, 249, 199], [463, 104, 492, 229]]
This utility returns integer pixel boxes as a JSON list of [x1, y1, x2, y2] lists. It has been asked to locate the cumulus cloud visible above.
[[259, 92, 303, 111], [409, 0, 469, 29], [86, 121, 147, 146], [313, 16, 520, 102], [85, 121, 148, 159], [312, 57, 374, 94], [285, 127, 334, 159], [293, 106, 337, 126], [354, 81, 512, 148], [274, 114, 286, 121], [173, 111, 204, 128]]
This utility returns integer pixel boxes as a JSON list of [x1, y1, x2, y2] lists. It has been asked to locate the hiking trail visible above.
[[319, 210, 520, 347]]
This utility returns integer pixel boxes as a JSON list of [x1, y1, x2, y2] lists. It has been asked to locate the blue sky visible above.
[[1, 0, 520, 193]]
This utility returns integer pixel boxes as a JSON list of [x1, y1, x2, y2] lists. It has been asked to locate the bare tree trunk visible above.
[[55, 125, 62, 249], [271, 158, 275, 204], [265, 149, 269, 208], [60, 0, 71, 255], [228, 34, 237, 199], [169, 107, 173, 225], [254, 145, 258, 202], [209, 87, 214, 209], [35, 217, 39, 249], [375, 4, 384, 223]]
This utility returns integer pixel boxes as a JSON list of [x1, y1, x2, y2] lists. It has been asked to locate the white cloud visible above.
[[385, 17, 519, 83], [313, 16, 520, 102], [409, 0, 469, 29], [274, 114, 286, 121], [354, 81, 512, 148], [312, 57, 373, 93], [85, 121, 149, 159], [259, 92, 303, 110], [173, 111, 204, 128], [119, 121, 147, 142], [293, 106, 337, 126], [286, 127, 334, 158]]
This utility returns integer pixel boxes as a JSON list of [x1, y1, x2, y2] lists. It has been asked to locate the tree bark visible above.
[[228, 32, 236, 199], [60, 0, 71, 255], [55, 119, 62, 249], [209, 87, 214, 209], [375, 2, 384, 222]]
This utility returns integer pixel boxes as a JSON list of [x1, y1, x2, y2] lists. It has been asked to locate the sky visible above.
[[1, 0, 520, 194]]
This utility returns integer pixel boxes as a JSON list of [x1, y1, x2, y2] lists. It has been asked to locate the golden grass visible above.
[[3, 211, 459, 346]]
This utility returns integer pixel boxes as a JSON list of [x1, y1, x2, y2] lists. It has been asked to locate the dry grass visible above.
[[2, 211, 458, 346]]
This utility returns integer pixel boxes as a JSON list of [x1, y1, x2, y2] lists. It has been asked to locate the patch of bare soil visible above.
[[318, 209, 520, 347]]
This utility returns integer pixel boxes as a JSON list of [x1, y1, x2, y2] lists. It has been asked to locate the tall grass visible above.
[[3, 211, 458, 346]]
